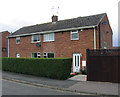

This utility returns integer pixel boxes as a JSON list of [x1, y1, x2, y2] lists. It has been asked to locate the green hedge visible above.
[[2, 57, 72, 80]]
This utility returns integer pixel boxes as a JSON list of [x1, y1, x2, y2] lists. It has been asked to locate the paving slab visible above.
[[68, 81, 119, 95], [68, 74, 87, 81]]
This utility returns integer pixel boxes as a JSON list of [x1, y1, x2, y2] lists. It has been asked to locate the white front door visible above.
[[73, 53, 80, 72]]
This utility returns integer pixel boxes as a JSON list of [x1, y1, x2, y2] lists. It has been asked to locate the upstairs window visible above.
[[16, 37, 20, 44], [43, 33, 54, 42], [31, 35, 40, 43], [43, 53, 54, 58], [71, 30, 79, 40], [31, 52, 41, 58]]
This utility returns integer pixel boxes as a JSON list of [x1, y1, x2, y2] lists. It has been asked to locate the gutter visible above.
[[7, 25, 98, 38]]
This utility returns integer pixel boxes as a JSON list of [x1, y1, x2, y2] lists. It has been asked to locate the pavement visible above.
[[69, 74, 87, 81], [2, 71, 119, 96]]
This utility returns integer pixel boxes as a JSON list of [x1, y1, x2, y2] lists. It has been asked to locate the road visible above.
[[2, 79, 80, 95], [2, 79, 117, 97]]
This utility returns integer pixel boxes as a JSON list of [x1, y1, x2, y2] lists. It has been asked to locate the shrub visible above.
[[80, 68, 87, 75], [2, 57, 72, 80]]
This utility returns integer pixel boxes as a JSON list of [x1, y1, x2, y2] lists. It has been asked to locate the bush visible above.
[[2, 57, 72, 80], [80, 68, 87, 75]]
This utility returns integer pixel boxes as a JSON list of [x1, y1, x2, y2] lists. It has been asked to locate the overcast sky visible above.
[[0, 0, 119, 46]]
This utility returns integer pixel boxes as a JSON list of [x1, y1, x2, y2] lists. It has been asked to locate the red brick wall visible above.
[[96, 14, 113, 49], [9, 14, 113, 71], [9, 29, 94, 60], [2, 31, 10, 57], [100, 15, 113, 49]]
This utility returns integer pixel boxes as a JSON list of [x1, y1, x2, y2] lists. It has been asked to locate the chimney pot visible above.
[[52, 15, 58, 22]]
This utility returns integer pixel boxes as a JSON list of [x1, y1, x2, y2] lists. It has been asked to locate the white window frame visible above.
[[16, 37, 20, 44], [16, 53, 20, 58], [43, 33, 54, 42], [71, 30, 79, 40], [43, 52, 55, 58], [31, 52, 41, 58], [43, 53, 47, 58], [31, 35, 41, 43]]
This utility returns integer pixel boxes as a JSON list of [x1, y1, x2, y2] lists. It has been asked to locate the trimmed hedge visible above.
[[2, 57, 72, 80]]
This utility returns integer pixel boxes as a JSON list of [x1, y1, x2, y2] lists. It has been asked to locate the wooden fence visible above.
[[87, 49, 120, 83]]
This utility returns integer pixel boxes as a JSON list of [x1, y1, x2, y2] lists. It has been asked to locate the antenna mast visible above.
[[51, 6, 59, 16]]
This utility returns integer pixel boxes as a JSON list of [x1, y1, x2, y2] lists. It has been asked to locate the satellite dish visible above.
[[36, 43, 41, 47]]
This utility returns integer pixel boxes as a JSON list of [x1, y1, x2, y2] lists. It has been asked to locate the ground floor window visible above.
[[104, 42, 107, 49], [16, 53, 20, 58], [31, 52, 41, 58], [43, 52, 54, 58]]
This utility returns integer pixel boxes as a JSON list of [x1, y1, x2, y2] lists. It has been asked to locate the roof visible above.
[[11, 13, 106, 37], [0, 31, 9, 34]]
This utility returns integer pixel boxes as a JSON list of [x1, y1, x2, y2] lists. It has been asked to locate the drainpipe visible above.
[[93, 26, 96, 49], [8, 38, 9, 57], [99, 22, 101, 49]]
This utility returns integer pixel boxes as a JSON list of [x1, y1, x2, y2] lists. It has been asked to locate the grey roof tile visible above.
[[12, 13, 106, 35]]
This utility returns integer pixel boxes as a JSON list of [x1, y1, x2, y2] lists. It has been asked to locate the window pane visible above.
[[33, 35, 38, 42], [37, 53, 40, 56], [75, 33, 78, 38], [34, 53, 38, 58], [16, 53, 20, 58], [38, 56, 40, 58], [71, 31, 78, 40], [71, 33, 78, 39], [16, 37, 20, 44], [38, 35, 40, 41], [44, 56, 47, 58], [31, 53, 34, 58], [50, 33, 54, 40], [43, 34, 48, 42], [43, 53, 47, 56], [104, 42, 107, 49], [43, 53, 47, 58], [48, 53, 54, 58], [78, 56, 79, 66], [32, 53, 41, 58], [37, 53, 41, 58], [43, 33, 54, 42], [16, 40, 20, 43], [32, 35, 40, 42], [75, 56, 76, 66]]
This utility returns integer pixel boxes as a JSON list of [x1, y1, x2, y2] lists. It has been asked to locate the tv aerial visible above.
[[51, 6, 59, 16]]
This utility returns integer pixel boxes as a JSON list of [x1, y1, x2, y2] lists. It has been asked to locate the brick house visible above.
[[0, 31, 10, 57], [8, 13, 113, 72]]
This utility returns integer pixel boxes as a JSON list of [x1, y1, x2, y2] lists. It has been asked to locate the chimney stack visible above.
[[52, 15, 58, 22]]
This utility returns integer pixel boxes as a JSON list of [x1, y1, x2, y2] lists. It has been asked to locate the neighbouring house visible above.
[[0, 31, 10, 57], [8, 13, 113, 72]]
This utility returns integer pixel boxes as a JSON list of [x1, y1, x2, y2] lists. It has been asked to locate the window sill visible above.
[[43, 40, 54, 42], [31, 41, 41, 43], [71, 39, 79, 40]]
